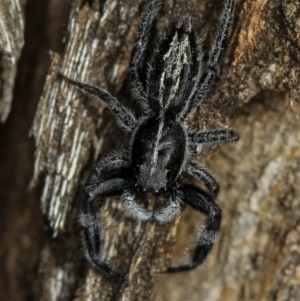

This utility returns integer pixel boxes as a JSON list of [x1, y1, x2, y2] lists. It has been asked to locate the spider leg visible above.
[[189, 128, 239, 146], [168, 184, 221, 273], [154, 189, 181, 222], [186, 160, 220, 199], [123, 190, 152, 221], [129, 0, 164, 102], [184, 0, 236, 117], [78, 151, 131, 281], [59, 74, 137, 132]]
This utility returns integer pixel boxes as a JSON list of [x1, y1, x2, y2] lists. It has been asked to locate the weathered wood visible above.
[[0, 0, 24, 122], [0, 1, 72, 301], [32, 0, 300, 300], [1, 0, 300, 300]]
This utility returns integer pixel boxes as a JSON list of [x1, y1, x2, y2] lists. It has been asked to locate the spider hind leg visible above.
[[129, 0, 164, 104], [184, 0, 236, 118]]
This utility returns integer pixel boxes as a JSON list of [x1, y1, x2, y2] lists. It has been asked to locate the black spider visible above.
[[61, 0, 239, 281]]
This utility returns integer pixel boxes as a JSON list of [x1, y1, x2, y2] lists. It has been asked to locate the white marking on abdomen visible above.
[[161, 33, 190, 110]]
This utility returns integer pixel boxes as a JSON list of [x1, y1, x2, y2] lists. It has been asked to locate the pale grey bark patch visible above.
[[0, 0, 24, 122]]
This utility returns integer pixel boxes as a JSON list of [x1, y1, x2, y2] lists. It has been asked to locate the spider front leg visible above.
[[78, 152, 130, 281], [168, 184, 221, 273], [186, 160, 220, 199]]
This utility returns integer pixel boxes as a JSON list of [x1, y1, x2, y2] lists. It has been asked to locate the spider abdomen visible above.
[[131, 116, 186, 193], [147, 18, 202, 115]]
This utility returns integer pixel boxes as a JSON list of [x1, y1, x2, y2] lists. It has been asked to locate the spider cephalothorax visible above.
[[62, 0, 239, 281]]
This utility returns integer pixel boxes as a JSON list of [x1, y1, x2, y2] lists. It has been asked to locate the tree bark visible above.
[[1, 0, 300, 300], [0, 0, 24, 122]]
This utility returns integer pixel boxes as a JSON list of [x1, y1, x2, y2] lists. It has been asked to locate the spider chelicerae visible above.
[[61, 0, 239, 281]]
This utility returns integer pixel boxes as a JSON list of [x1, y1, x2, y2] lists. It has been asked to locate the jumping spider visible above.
[[62, 0, 239, 281]]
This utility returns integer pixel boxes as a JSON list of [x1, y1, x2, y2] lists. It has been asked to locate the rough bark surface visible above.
[[1, 0, 300, 301], [0, 0, 24, 122]]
